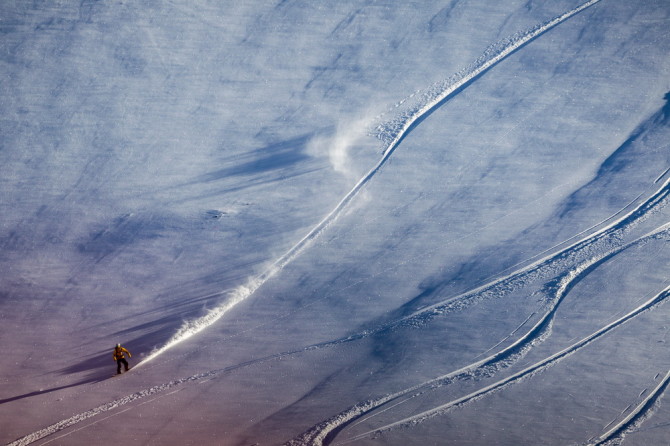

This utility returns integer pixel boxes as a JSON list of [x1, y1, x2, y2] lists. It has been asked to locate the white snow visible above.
[[1, 0, 669, 445]]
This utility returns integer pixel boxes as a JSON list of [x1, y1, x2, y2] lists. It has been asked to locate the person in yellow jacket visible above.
[[113, 344, 132, 374]]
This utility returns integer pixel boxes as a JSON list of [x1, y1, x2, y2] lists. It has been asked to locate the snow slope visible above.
[[1, 0, 669, 445]]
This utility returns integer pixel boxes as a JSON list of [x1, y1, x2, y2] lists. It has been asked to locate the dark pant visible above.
[[117, 358, 129, 374]]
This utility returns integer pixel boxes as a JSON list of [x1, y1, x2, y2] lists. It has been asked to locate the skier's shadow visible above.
[[0, 376, 106, 404], [0, 350, 114, 405], [2, 316, 190, 405]]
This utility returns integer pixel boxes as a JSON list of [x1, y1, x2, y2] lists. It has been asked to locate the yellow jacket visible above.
[[113, 346, 131, 361]]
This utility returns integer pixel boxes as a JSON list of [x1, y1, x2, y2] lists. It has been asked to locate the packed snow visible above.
[[1, 0, 669, 445]]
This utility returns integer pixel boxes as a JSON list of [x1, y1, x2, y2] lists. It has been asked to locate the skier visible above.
[[113, 344, 132, 374]]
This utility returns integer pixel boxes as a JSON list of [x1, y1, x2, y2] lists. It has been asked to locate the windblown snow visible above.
[[1, 0, 669, 445]]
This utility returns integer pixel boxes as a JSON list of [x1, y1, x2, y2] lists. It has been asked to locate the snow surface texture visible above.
[[1, 0, 669, 445]]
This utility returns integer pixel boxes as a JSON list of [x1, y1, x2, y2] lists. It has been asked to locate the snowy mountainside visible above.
[[1, 0, 669, 445]]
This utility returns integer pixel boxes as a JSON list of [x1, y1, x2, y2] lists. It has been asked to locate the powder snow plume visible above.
[[137, 276, 266, 366]]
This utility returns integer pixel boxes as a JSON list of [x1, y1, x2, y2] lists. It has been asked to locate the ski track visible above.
[[9, 182, 668, 446], [588, 371, 670, 445], [654, 166, 670, 184], [276, 173, 670, 445], [285, 170, 669, 442], [138, 0, 605, 366], [285, 217, 670, 446], [6, 351, 304, 446], [398, 175, 670, 326], [15, 0, 670, 444], [336, 285, 670, 445]]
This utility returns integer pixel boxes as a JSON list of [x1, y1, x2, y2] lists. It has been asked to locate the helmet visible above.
[[116, 343, 121, 348]]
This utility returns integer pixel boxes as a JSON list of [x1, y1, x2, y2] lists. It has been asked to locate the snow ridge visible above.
[[139, 0, 604, 368]]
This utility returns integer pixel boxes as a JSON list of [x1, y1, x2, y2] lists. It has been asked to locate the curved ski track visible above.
[[337, 284, 670, 445], [285, 208, 670, 446], [15, 0, 658, 445], [8, 159, 668, 446], [138, 0, 605, 366], [11, 133, 667, 446], [588, 370, 670, 445], [275, 173, 670, 446]]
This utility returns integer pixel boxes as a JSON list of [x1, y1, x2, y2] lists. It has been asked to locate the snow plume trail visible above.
[[308, 115, 375, 178], [139, 0, 604, 367], [138, 277, 265, 365], [151, 171, 668, 369]]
